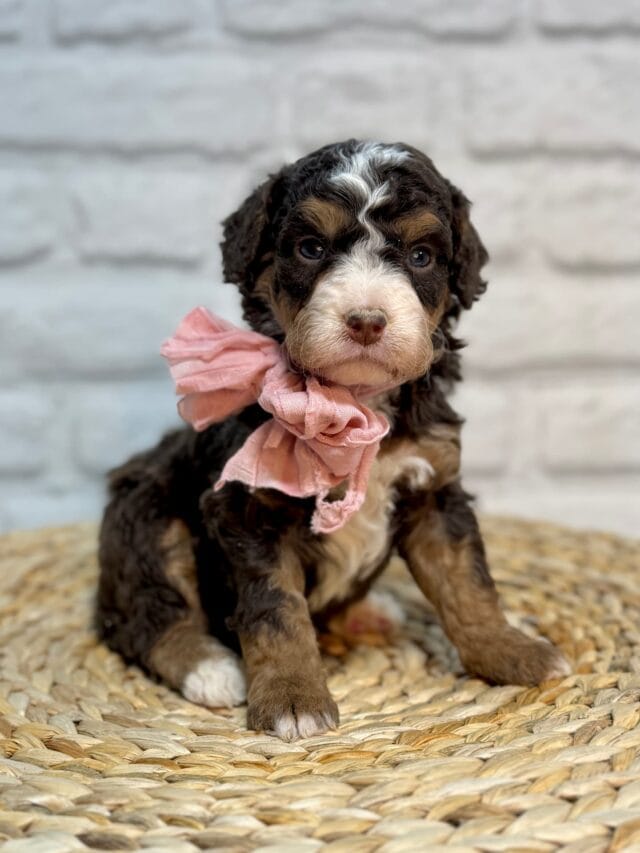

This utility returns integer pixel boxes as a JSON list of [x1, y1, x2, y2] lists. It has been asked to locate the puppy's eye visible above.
[[298, 237, 326, 261], [408, 246, 432, 268]]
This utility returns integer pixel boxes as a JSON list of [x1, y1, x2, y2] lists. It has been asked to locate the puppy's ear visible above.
[[447, 182, 489, 310], [221, 173, 283, 289]]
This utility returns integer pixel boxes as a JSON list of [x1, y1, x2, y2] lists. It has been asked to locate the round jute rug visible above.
[[1, 518, 640, 853]]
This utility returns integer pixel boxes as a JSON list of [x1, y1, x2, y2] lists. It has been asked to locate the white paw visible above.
[[272, 710, 336, 741], [182, 654, 246, 708]]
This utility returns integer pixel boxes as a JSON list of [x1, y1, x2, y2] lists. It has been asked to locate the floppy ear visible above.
[[220, 173, 283, 289], [447, 183, 489, 310], [220, 171, 289, 335]]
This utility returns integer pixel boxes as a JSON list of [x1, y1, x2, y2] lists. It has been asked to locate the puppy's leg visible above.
[[146, 520, 246, 708], [233, 548, 339, 740], [99, 502, 245, 708], [398, 481, 570, 686]]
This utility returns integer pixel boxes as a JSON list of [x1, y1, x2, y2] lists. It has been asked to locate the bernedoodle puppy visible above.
[[97, 139, 569, 740]]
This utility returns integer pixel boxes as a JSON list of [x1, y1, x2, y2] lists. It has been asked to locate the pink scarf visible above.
[[161, 307, 391, 534]]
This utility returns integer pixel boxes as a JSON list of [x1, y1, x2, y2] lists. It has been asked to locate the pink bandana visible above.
[[161, 307, 391, 534]]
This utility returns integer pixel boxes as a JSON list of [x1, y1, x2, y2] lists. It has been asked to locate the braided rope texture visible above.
[[1, 518, 639, 852]]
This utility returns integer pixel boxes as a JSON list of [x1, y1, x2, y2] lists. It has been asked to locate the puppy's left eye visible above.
[[298, 237, 326, 261], [408, 246, 432, 268]]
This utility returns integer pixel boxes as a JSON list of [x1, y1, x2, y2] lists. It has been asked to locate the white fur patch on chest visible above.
[[308, 445, 434, 614]]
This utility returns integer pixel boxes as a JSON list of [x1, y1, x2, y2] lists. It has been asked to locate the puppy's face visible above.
[[222, 141, 487, 387]]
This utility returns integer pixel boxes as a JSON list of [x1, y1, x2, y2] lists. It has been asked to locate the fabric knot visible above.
[[161, 306, 392, 534]]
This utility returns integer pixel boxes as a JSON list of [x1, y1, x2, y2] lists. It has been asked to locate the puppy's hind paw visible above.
[[182, 653, 246, 708], [325, 590, 405, 651]]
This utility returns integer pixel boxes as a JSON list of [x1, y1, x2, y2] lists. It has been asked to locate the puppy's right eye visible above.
[[297, 237, 326, 261]]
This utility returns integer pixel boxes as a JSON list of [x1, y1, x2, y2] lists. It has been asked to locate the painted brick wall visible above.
[[1, 0, 638, 536]]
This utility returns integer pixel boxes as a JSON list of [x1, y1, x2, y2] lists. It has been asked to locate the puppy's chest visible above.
[[307, 442, 435, 614]]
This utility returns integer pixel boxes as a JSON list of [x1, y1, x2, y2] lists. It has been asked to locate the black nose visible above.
[[345, 309, 387, 347]]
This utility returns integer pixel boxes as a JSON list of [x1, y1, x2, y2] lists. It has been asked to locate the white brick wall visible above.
[[0, 0, 638, 537]]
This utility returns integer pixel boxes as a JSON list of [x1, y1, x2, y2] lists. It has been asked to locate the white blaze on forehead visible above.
[[330, 142, 410, 197], [329, 142, 410, 250]]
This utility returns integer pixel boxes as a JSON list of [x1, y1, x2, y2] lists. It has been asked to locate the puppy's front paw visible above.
[[461, 626, 571, 687], [247, 674, 339, 741]]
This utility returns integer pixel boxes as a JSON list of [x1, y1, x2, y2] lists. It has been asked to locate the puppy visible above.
[[97, 140, 569, 740]]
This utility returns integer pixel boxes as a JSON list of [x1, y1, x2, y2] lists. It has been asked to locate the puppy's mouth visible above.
[[318, 360, 395, 387], [287, 345, 402, 388]]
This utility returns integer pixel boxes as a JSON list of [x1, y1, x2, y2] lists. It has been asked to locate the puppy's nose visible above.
[[345, 309, 387, 347]]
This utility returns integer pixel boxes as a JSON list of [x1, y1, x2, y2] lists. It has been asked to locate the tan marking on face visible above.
[[257, 262, 302, 336], [433, 289, 449, 324], [427, 292, 451, 366], [256, 263, 297, 335], [392, 209, 445, 244], [299, 197, 351, 239], [255, 261, 275, 301]]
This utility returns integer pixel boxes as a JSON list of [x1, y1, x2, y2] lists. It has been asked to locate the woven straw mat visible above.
[[1, 517, 640, 853]]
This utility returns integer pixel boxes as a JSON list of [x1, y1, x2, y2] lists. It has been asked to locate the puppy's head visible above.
[[221, 140, 487, 387]]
